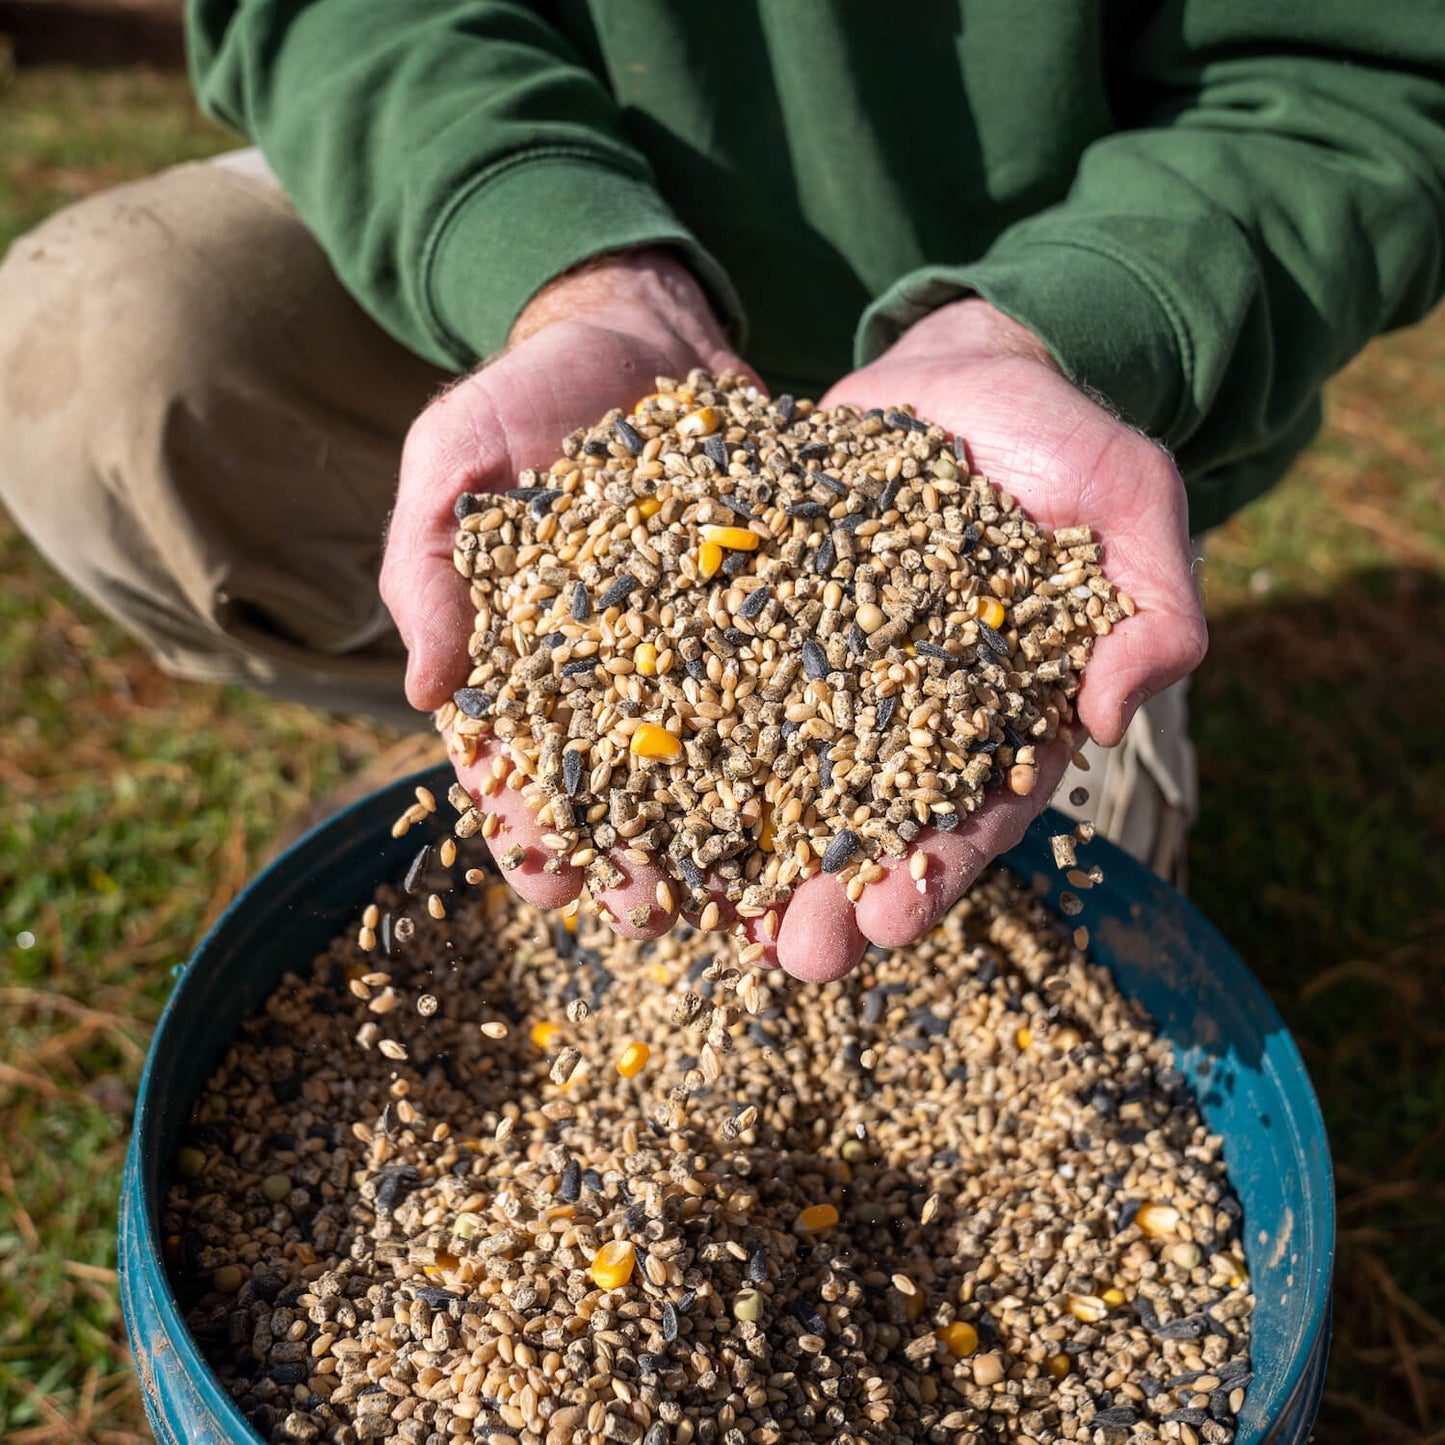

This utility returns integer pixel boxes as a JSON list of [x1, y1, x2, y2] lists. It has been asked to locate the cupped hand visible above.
[[764, 297, 1207, 982], [380, 248, 756, 935]]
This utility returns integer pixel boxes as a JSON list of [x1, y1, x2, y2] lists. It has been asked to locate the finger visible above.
[[853, 743, 1070, 948], [384, 377, 515, 711], [402, 567, 476, 712], [450, 737, 582, 912], [775, 871, 868, 983], [590, 851, 680, 940]]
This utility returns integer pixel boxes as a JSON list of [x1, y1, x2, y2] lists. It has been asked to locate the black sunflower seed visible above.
[[403, 845, 431, 895], [676, 855, 704, 889], [452, 688, 493, 718], [527, 488, 563, 519], [933, 810, 960, 831], [813, 533, 837, 575], [785, 501, 827, 518], [737, 586, 771, 619], [558, 1157, 581, 1203], [821, 830, 861, 872], [582, 438, 609, 456], [802, 640, 829, 680], [723, 627, 750, 647], [703, 433, 729, 468], [598, 572, 638, 609], [563, 748, 583, 797], [775, 394, 796, 423], [878, 477, 902, 512], [562, 659, 599, 679], [978, 620, 1011, 656], [960, 522, 980, 555], [884, 410, 915, 432], [1091, 1407, 1138, 1427], [914, 641, 954, 662], [816, 472, 847, 495], [661, 1300, 680, 1341], [453, 491, 485, 519], [797, 441, 830, 461], [722, 549, 751, 576], [613, 418, 643, 454], [570, 582, 591, 620], [876, 696, 897, 731], [747, 1247, 768, 1283]]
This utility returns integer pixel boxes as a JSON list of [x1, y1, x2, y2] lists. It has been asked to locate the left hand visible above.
[[759, 297, 1208, 981]]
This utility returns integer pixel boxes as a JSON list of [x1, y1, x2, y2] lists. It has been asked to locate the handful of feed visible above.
[[441, 371, 1128, 933], [169, 840, 1253, 1445]]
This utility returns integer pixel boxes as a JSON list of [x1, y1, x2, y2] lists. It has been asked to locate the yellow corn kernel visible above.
[[905, 1290, 927, 1321], [940, 1321, 978, 1357], [701, 525, 761, 551], [1101, 1288, 1126, 1308], [1136, 1202, 1181, 1239], [590, 1240, 636, 1290], [562, 910, 578, 934], [616, 1042, 652, 1078], [757, 804, 775, 853], [647, 963, 671, 985], [630, 723, 683, 762], [797, 1203, 839, 1232], [698, 541, 724, 579], [970, 595, 1007, 630], [1014, 1026, 1033, 1049], [1047, 1352, 1072, 1380], [637, 496, 662, 518], [531, 1021, 562, 1051], [677, 406, 721, 438], [1065, 1292, 1108, 1323], [633, 392, 668, 414], [635, 643, 658, 676]]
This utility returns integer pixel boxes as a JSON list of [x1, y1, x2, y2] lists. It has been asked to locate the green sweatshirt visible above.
[[188, 0, 1445, 531]]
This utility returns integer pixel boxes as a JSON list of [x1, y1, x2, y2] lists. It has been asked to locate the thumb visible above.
[[400, 562, 475, 711]]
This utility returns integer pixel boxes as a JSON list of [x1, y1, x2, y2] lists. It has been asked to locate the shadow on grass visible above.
[[1191, 564, 1445, 1439]]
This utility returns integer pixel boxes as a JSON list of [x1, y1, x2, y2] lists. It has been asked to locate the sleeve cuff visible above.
[[423, 151, 746, 367], [855, 237, 1192, 442]]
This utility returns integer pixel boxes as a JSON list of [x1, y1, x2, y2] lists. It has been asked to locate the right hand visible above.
[[380, 248, 755, 933]]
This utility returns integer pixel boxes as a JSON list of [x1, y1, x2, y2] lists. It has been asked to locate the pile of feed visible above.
[[166, 841, 1253, 1445], [442, 371, 1130, 926]]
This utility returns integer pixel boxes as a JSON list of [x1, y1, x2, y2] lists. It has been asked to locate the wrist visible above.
[[508, 247, 730, 364], [891, 295, 1061, 372]]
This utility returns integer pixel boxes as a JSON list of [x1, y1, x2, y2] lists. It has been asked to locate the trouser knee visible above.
[[0, 161, 449, 724]]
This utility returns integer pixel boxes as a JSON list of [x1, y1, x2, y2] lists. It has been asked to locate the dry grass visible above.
[[1, 61, 1442, 1445]]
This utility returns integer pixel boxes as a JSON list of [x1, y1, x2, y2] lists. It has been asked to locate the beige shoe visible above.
[[1053, 674, 1197, 892]]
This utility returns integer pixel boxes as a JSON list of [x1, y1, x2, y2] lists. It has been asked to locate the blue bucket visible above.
[[120, 766, 1333, 1443]]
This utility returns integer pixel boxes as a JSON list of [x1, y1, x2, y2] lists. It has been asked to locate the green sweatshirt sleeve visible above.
[[186, 0, 744, 371], [857, 3, 1445, 529]]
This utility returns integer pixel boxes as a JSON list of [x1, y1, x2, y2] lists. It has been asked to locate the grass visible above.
[[1, 59, 1442, 1445]]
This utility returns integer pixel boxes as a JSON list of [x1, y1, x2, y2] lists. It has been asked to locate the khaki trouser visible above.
[[0, 151, 451, 730], [0, 151, 1196, 880]]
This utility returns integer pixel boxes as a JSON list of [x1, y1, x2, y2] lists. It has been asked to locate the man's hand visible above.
[[380, 247, 756, 929], [762, 297, 1208, 981]]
